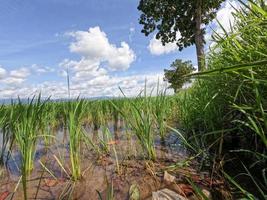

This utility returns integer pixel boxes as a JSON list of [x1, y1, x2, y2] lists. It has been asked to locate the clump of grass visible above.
[[65, 99, 86, 181], [97, 179, 115, 200], [112, 87, 156, 160], [152, 84, 169, 141], [11, 95, 47, 200], [0, 105, 9, 164]]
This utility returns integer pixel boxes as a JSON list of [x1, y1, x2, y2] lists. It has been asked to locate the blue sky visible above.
[[0, 0, 238, 98]]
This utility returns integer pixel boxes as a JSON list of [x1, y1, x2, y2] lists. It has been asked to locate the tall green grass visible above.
[[65, 99, 86, 181], [111, 88, 156, 160], [11, 96, 47, 200], [152, 84, 169, 141], [176, 1, 267, 198]]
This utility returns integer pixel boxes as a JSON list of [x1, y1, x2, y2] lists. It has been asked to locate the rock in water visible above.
[[152, 189, 188, 200], [163, 171, 176, 183], [202, 189, 211, 200], [129, 183, 140, 200]]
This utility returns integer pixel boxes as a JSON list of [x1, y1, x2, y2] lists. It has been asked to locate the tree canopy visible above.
[[138, 0, 225, 71], [164, 59, 195, 92]]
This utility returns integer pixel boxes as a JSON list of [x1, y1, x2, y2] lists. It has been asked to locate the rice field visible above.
[[0, 1, 266, 200], [0, 91, 230, 200]]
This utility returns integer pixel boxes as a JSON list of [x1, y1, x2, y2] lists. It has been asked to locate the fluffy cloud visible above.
[[148, 0, 240, 54], [0, 67, 31, 86], [2, 77, 26, 85], [68, 26, 135, 71], [10, 67, 30, 79], [0, 26, 171, 99], [129, 26, 135, 43], [0, 67, 7, 79], [59, 26, 138, 95], [206, 0, 240, 46], [31, 64, 55, 74], [148, 35, 179, 55], [0, 71, 171, 99], [215, 0, 240, 34], [0, 64, 53, 87]]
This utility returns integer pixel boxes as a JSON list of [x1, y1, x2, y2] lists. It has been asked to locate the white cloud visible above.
[[129, 25, 135, 43], [149, 36, 177, 55], [58, 26, 138, 96], [0, 67, 31, 86], [107, 42, 135, 70], [0, 67, 7, 79], [0, 26, 172, 99], [60, 58, 100, 73], [10, 67, 30, 79], [206, 0, 241, 47], [68, 26, 135, 71], [215, 0, 240, 34], [1, 77, 26, 85], [31, 64, 55, 74], [0, 70, 172, 99], [148, 33, 181, 55]]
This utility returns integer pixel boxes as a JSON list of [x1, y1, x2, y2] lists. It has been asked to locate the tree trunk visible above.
[[195, 0, 205, 71]]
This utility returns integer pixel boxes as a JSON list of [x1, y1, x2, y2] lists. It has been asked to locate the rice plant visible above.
[[152, 84, 169, 141], [112, 87, 156, 160], [65, 99, 86, 181], [12, 95, 47, 200], [0, 105, 8, 164]]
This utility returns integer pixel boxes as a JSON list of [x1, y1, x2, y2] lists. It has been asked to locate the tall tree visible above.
[[138, 0, 225, 71], [164, 59, 195, 92]]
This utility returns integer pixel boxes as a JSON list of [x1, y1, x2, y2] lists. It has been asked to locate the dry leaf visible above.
[[0, 191, 9, 200], [44, 179, 58, 187]]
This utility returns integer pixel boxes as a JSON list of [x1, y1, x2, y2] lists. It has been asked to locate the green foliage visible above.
[[152, 87, 168, 140], [110, 88, 156, 160], [65, 99, 86, 181], [138, 0, 224, 49], [164, 59, 195, 92], [137, 0, 225, 70], [177, 1, 267, 198], [12, 96, 47, 200]]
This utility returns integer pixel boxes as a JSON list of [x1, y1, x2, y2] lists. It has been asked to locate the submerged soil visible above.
[[0, 121, 230, 199]]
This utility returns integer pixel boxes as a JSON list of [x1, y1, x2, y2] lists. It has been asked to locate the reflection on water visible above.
[[0, 120, 186, 178]]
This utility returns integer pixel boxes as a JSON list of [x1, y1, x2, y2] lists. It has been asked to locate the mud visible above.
[[0, 121, 230, 199]]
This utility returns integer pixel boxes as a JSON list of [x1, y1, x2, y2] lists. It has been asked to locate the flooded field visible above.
[[0, 117, 229, 200]]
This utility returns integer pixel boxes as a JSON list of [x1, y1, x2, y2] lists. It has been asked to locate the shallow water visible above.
[[0, 121, 227, 199]]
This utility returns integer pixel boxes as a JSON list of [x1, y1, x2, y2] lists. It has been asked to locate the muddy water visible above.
[[0, 121, 227, 200]]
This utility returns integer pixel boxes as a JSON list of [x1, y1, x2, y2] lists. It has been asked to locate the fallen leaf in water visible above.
[[0, 191, 9, 200], [107, 140, 119, 145], [44, 179, 58, 187], [58, 178, 66, 184], [191, 175, 201, 183], [176, 184, 193, 196], [203, 178, 224, 187]]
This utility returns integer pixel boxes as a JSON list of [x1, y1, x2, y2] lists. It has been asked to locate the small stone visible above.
[[152, 189, 188, 200], [202, 189, 212, 200], [163, 171, 176, 183]]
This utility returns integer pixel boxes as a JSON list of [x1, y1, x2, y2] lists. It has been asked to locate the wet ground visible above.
[[0, 121, 230, 199]]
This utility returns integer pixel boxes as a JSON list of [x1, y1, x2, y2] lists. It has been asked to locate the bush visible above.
[[177, 1, 267, 198]]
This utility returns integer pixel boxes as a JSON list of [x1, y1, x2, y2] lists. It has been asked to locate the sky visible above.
[[0, 0, 240, 99]]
